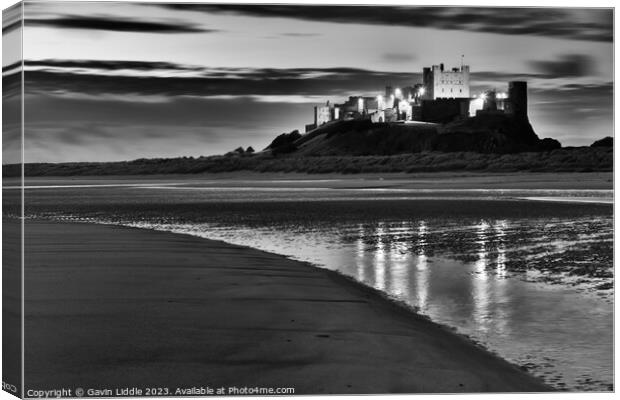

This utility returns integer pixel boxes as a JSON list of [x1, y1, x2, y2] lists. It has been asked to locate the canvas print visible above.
[[2, 1, 614, 397]]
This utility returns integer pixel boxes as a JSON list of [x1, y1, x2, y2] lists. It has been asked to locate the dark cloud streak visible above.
[[22, 60, 422, 97], [23, 68, 417, 98], [24, 59, 202, 72], [22, 60, 611, 101], [25, 15, 210, 33], [159, 4, 613, 42], [280, 32, 321, 37], [382, 53, 416, 63], [529, 54, 595, 78]]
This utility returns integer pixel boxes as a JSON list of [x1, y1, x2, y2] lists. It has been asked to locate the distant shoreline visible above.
[[4, 171, 613, 192], [3, 147, 612, 177]]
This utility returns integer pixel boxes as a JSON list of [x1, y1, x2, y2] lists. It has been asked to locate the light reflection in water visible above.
[[356, 224, 366, 282], [495, 220, 508, 279], [387, 222, 410, 298], [472, 221, 490, 332], [416, 221, 429, 311], [474, 220, 490, 279], [374, 223, 387, 291]]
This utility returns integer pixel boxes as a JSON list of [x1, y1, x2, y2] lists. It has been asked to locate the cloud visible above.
[[22, 59, 613, 111], [382, 53, 416, 63], [280, 32, 321, 37], [25, 59, 203, 72], [158, 4, 613, 42], [529, 54, 595, 78], [22, 60, 420, 98], [25, 15, 210, 33]]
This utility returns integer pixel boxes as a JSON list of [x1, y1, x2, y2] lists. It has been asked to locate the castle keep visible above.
[[306, 62, 528, 132], [423, 63, 470, 100]]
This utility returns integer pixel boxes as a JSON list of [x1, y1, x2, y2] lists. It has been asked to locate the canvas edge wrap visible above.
[[2, 1, 24, 398]]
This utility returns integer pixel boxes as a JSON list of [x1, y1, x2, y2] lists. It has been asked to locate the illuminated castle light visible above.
[[305, 60, 529, 132]]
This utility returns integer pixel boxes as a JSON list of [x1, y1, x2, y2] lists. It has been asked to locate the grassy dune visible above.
[[6, 146, 612, 177]]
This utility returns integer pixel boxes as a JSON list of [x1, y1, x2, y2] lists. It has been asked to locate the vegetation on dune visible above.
[[265, 129, 302, 155], [591, 137, 613, 148], [295, 121, 438, 156], [6, 146, 612, 177]]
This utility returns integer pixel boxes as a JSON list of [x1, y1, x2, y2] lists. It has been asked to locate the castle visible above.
[[306, 62, 528, 132]]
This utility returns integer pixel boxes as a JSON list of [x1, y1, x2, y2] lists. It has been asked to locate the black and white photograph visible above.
[[1, 0, 615, 397]]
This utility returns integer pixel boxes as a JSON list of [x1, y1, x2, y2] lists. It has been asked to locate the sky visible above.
[[1, 1, 614, 163]]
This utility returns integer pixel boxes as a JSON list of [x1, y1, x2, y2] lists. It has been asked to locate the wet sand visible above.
[[24, 220, 552, 394], [8, 170, 613, 190]]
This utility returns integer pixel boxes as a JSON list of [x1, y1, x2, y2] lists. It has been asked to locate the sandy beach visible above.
[[23, 220, 551, 394], [9, 170, 614, 190]]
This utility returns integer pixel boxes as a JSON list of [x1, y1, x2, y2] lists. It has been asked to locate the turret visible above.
[[506, 81, 528, 121]]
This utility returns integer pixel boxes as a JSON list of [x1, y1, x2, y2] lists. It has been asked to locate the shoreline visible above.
[[23, 219, 552, 394], [4, 170, 614, 191]]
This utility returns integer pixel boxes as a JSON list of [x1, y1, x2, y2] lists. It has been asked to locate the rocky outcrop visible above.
[[434, 114, 557, 153], [284, 114, 559, 156]]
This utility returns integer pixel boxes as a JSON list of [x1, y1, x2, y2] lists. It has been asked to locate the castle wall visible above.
[[383, 108, 398, 123], [363, 98, 380, 113], [411, 105, 422, 121], [314, 106, 332, 126], [370, 110, 385, 123], [421, 98, 470, 123], [398, 100, 413, 120]]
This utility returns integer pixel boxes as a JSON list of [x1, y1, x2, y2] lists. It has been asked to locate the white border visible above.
[[0, 2, 616, 400]]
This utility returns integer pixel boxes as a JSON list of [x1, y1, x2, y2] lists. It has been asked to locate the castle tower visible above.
[[506, 81, 528, 120], [422, 67, 433, 99], [422, 63, 470, 100]]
